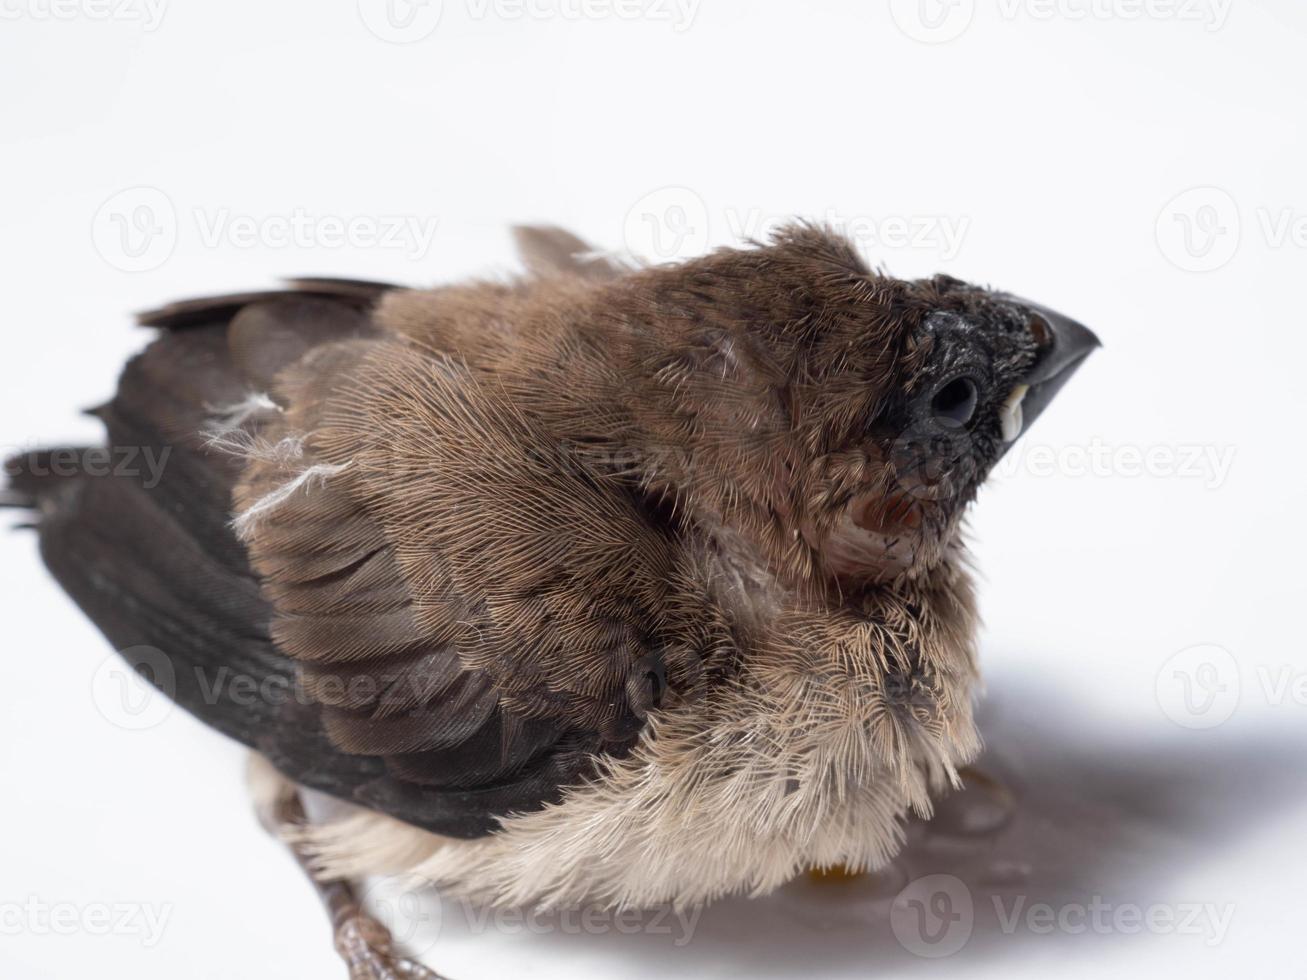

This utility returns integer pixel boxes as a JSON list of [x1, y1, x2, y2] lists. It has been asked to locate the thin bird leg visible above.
[[251, 758, 445, 980]]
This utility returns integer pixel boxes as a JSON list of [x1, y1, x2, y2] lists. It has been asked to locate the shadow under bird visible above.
[[3, 224, 1098, 978]]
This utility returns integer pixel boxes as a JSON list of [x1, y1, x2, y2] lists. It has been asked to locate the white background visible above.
[[2, 1, 1306, 977]]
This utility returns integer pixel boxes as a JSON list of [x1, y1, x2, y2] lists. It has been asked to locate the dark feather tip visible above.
[[0, 491, 35, 511]]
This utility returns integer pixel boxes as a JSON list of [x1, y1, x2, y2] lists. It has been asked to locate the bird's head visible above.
[[616, 225, 1099, 593]]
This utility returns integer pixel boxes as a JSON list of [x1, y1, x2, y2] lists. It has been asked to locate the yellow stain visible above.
[[806, 865, 866, 883]]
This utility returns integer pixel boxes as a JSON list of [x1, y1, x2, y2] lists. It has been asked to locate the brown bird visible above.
[[4, 224, 1097, 978]]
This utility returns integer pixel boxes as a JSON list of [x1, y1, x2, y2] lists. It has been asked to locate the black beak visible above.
[[1002, 296, 1101, 442]]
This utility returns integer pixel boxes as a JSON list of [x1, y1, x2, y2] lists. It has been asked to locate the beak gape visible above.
[[999, 296, 1101, 448]]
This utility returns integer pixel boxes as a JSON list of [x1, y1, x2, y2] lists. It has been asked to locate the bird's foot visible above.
[[806, 864, 868, 883], [335, 912, 445, 980]]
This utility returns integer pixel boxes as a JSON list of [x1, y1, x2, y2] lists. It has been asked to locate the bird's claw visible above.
[[335, 914, 446, 980]]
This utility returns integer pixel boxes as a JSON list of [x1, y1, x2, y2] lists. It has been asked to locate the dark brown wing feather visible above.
[[9, 274, 706, 837], [136, 277, 396, 330]]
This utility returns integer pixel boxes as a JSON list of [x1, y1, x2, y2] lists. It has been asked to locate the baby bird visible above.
[[5, 224, 1097, 978]]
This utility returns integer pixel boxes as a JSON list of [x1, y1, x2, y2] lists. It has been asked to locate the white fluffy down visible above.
[[295, 649, 978, 910]]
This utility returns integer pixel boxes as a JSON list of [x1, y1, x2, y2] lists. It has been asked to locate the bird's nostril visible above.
[[1028, 312, 1053, 348]]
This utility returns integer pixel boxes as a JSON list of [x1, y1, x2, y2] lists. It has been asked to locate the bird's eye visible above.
[[931, 377, 978, 427]]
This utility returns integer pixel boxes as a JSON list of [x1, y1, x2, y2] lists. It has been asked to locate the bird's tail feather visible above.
[[2, 449, 75, 509], [7, 306, 398, 818]]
